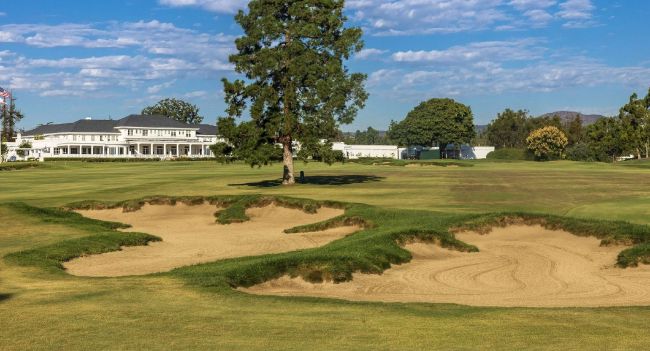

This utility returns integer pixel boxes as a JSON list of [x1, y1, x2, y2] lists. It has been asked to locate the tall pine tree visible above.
[[1, 93, 24, 142], [219, 0, 368, 184]]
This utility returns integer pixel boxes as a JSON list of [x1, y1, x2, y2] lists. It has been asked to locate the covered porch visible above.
[[129, 143, 213, 158]]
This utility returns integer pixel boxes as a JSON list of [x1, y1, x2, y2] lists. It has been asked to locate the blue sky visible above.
[[1, 0, 649, 131]]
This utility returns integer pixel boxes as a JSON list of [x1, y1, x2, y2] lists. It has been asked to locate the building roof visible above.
[[22, 115, 218, 136], [116, 114, 197, 129], [23, 120, 117, 135], [197, 124, 217, 135]]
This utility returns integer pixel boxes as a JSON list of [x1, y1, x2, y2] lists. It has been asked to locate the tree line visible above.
[[481, 87, 650, 161]]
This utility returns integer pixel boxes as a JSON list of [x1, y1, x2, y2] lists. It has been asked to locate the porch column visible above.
[[137, 143, 140, 156], [163, 143, 167, 156], [188, 144, 192, 157], [150, 143, 153, 156], [67, 145, 70, 155], [176, 144, 180, 157]]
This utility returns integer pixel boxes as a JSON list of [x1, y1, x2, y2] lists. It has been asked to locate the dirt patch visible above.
[[242, 225, 650, 307], [65, 203, 359, 277]]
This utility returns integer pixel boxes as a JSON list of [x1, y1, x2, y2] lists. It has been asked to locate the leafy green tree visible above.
[[142, 98, 204, 124], [1, 137, 7, 161], [1, 94, 24, 142], [565, 142, 596, 162], [388, 98, 475, 150], [566, 114, 584, 146], [619, 90, 650, 158], [485, 109, 529, 148], [526, 126, 568, 161], [218, 0, 368, 185], [344, 127, 388, 145], [16, 141, 32, 158], [527, 114, 564, 134], [585, 117, 625, 162]]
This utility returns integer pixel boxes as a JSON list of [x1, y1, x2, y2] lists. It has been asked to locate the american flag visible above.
[[0, 87, 10, 99]]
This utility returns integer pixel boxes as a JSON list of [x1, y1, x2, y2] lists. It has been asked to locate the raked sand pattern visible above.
[[243, 225, 650, 307], [65, 203, 359, 277]]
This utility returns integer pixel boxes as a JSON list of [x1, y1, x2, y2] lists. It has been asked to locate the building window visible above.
[[171, 131, 176, 137], [128, 129, 133, 136], [186, 131, 191, 138], [142, 130, 148, 136]]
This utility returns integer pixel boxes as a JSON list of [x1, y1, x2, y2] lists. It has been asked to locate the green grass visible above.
[[3, 160, 650, 350], [348, 157, 472, 167]]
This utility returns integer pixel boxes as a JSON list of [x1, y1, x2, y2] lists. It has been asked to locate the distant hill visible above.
[[538, 111, 605, 125]]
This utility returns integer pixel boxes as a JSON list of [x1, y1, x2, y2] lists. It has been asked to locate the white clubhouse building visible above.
[[8, 114, 221, 160]]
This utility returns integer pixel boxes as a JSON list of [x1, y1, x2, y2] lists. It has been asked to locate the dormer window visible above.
[[143, 130, 148, 136], [171, 131, 176, 137], [128, 129, 133, 136]]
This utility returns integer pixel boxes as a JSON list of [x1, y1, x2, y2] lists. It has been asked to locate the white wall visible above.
[[460, 146, 495, 160], [343, 145, 399, 159]]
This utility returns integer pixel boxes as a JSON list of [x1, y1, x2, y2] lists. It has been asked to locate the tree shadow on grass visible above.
[[0, 293, 14, 302], [229, 175, 385, 187]]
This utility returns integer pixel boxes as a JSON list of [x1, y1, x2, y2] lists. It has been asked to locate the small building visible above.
[[332, 142, 399, 159], [442, 145, 495, 160]]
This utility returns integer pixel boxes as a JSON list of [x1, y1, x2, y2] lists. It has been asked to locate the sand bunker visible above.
[[65, 203, 359, 277], [243, 225, 650, 307]]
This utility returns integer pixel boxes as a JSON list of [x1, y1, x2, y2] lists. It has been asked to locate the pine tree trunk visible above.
[[282, 138, 295, 185], [1, 102, 7, 142]]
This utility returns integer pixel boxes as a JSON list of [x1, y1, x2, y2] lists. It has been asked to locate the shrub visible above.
[[16, 141, 32, 157], [486, 148, 533, 160], [526, 126, 568, 161], [565, 142, 598, 162]]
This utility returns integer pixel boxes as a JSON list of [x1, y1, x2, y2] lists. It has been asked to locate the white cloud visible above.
[[508, 0, 556, 11], [369, 56, 650, 101], [147, 81, 176, 94], [0, 21, 235, 98], [347, 0, 597, 36], [158, 0, 248, 14], [558, 0, 595, 19], [392, 39, 545, 64], [184, 90, 208, 98], [355, 48, 388, 60]]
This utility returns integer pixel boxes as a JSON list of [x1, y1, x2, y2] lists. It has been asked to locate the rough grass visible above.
[[3, 203, 159, 272]]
